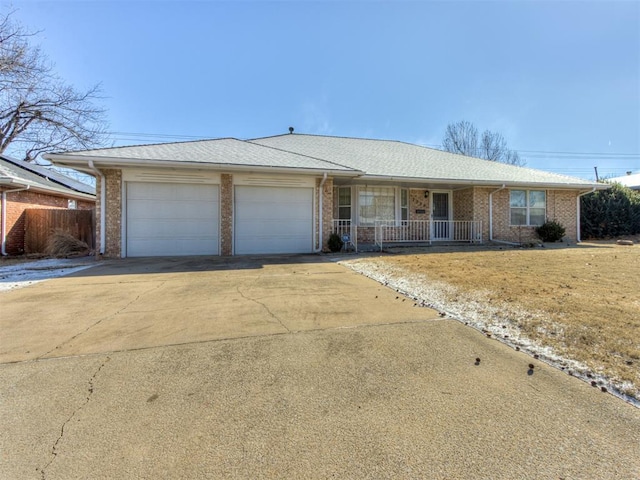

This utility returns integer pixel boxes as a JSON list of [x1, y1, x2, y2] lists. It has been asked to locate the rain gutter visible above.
[[576, 188, 596, 243], [87, 160, 106, 255]]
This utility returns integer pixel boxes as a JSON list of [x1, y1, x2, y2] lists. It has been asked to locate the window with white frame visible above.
[[68, 199, 77, 209], [337, 187, 351, 220], [400, 189, 409, 223], [510, 190, 546, 226], [358, 186, 396, 226]]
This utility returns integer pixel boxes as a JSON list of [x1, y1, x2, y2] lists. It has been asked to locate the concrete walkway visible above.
[[1, 255, 639, 479]]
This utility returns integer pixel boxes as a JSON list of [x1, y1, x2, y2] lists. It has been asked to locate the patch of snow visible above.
[[0, 258, 97, 292], [341, 257, 639, 408]]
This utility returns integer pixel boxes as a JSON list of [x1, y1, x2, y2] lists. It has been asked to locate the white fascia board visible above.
[[44, 154, 363, 178], [355, 175, 605, 190]]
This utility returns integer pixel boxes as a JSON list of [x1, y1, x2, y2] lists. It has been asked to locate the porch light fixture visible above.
[[424, 190, 429, 198]]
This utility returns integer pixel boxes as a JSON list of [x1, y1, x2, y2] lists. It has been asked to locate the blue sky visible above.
[[10, 0, 640, 180]]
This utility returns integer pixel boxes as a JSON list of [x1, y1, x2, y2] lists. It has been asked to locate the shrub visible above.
[[536, 220, 566, 242], [327, 233, 343, 252], [581, 182, 640, 238]]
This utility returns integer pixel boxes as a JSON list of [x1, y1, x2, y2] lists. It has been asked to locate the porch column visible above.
[[220, 173, 233, 256], [320, 177, 333, 251]]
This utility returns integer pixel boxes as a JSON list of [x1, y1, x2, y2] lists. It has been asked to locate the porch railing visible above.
[[375, 220, 482, 250], [432, 220, 483, 243], [332, 219, 357, 252]]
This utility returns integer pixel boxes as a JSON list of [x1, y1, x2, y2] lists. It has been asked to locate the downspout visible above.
[[489, 184, 506, 242], [87, 160, 106, 255], [576, 188, 596, 243], [316, 172, 328, 252], [2, 185, 30, 255]]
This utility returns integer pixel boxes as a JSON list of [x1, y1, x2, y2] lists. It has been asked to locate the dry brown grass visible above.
[[375, 239, 640, 396], [46, 229, 90, 257]]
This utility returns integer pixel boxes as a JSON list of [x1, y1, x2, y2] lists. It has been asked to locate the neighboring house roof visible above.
[[0, 155, 95, 200], [48, 138, 360, 175], [608, 172, 640, 190], [44, 133, 604, 190], [251, 134, 603, 189]]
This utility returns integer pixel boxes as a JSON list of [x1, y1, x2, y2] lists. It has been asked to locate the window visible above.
[[510, 190, 546, 226], [400, 189, 409, 223], [68, 199, 77, 209], [337, 187, 351, 220], [358, 187, 395, 225]]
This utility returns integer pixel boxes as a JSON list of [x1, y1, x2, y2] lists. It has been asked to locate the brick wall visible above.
[[220, 174, 233, 256], [1, 187, 94, 255], [96, 169, 122, 257], [546, 190, 578, 241], [320, 177, 333, 251], [453, 188, 474, 221], [409, 189, 430, 221], [489, 188, 578, 243]]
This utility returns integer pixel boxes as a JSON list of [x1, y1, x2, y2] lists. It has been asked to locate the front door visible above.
[[432, 192, 451, 240]]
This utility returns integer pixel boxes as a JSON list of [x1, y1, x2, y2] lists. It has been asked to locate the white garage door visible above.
[[235, 186, 313, 254], [126, 182, 219, 257]]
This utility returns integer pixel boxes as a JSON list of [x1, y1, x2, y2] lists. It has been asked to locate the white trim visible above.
[[233, 173, 316, 188], [122, 168, 220, 184]]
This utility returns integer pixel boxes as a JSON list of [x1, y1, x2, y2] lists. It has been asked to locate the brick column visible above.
[[220, 174, 233, 256], [321, 177, 333, 252], [99, 169, 122, 258]]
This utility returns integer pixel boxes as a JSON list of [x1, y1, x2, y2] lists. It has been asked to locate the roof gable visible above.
[[56, 138, 358, 173]]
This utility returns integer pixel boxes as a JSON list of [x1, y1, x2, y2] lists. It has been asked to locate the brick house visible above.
[[0, 156, 96, 255], [44, 134, 605, 258]]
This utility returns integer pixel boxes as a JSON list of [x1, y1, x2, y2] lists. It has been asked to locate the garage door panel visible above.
[[235, 186, 313, 254], [126, 182, 219, 257]]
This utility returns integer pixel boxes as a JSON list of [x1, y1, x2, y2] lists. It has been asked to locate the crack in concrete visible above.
[[36, 357, 110, 480], [236, 284, 291, 333], [38, 281, 167, 359]]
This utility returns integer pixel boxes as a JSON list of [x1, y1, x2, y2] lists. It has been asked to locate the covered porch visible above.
[[332, 219, 483, 252], [330, 183, 486, 252]]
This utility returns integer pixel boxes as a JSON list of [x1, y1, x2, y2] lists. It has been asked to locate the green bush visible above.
[[581, 182, 640, 238], [536, 220, 566, 242], [327, 232, 343, 252]]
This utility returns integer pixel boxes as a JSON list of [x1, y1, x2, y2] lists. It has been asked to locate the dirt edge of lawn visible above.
[[339, 247, 640, 408]]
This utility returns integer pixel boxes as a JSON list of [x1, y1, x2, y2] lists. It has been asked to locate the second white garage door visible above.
[[235, 186, 313, 254], [126, 182, 219, 257]]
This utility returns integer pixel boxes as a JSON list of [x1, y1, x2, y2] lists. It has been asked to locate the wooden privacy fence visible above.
[[24, 209, 95, 254]]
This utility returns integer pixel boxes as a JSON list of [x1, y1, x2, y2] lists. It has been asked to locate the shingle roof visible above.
[[57, 138, 358, 173], [0, 156, 95, 198], [46, 133, 603, 189], [251, 134, 601, 188], [608, 173, 640, 189]]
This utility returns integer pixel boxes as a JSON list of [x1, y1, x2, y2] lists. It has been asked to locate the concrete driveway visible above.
[[1, 255, 639, 479]]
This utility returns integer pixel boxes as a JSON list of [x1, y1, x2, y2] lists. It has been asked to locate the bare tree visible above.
[[0, 11, 108, 161], [442, 120, 523, 166]]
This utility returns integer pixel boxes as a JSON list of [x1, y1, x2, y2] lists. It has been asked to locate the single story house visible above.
[[608, 172, 640, 191], [43, 133, 605, 258], [1, 155, 96, 255]]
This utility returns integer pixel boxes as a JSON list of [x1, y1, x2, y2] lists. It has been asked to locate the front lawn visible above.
[[344, 240, 640, 402]]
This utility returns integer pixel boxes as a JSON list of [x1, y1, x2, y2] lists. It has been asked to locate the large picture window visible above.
[[510, 190, 546, 226], [358, 187, 395, 226]]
